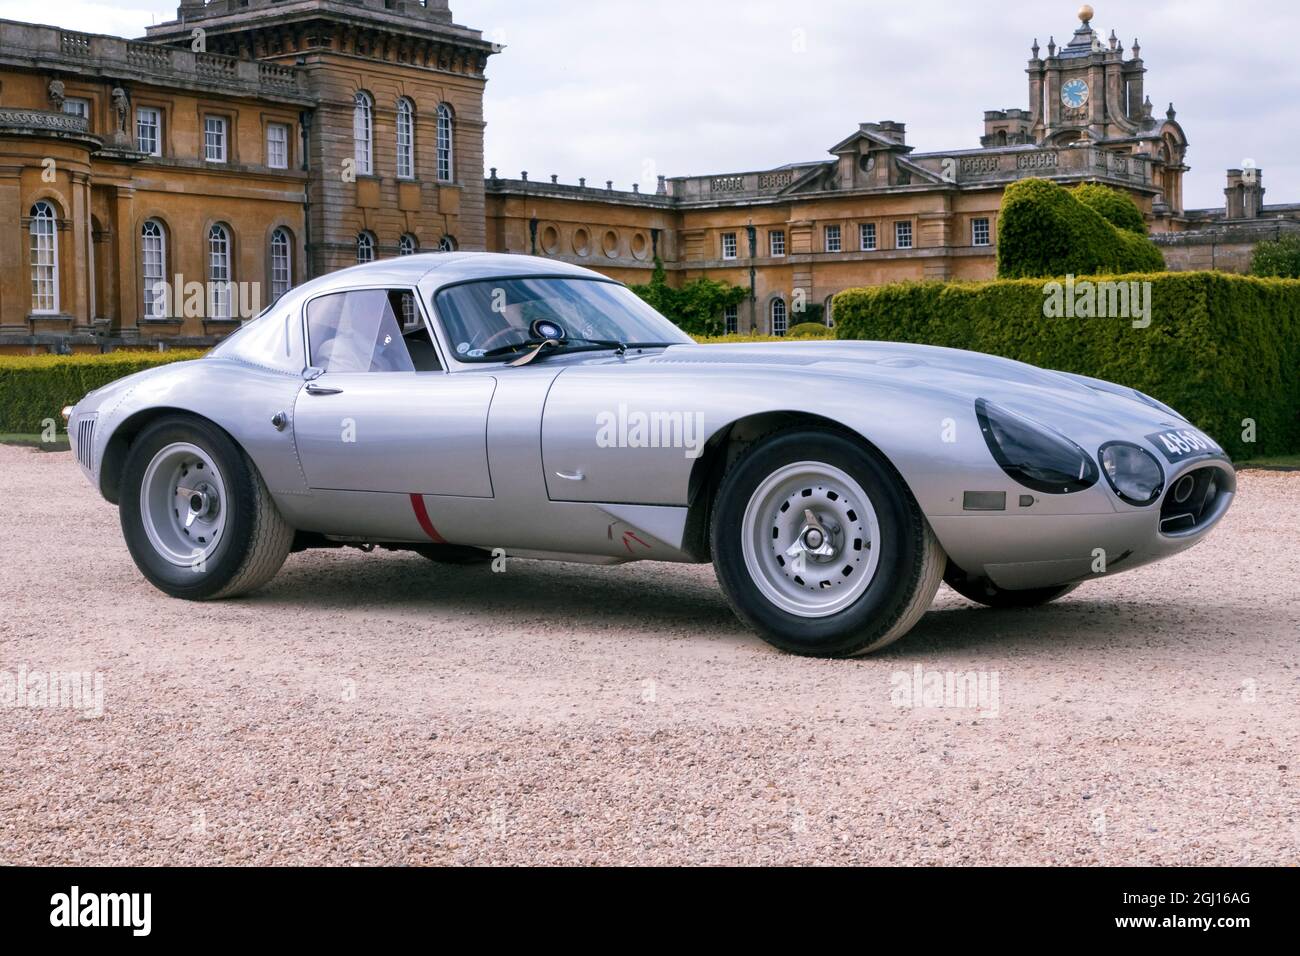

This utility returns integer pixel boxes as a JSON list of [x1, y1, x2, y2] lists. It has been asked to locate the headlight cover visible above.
[[1098, 441, 1164, 506], [976, 399, 1099, 494]]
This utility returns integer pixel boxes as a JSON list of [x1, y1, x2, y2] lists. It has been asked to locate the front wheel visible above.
[[710, 427, 944, 657], [119, 415, 294, 600]]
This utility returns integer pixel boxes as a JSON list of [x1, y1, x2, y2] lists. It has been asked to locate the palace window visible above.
[[824, 224, 841, 253], [724, 303, 739, 334], [824, 295, 836, 328], [267, 122, 289, 169], [62, 98, 90, 121], [204, 115, 227, 163], [721, 232, 738, 260], [769, 230, 786, 257], [771, 297, 787, 336], [29, 201, 58, 314], [357, 231, 376, 264], [435, 103, 454, 182], [208, 224, 232, 320], [270, 228, 292, 301], [396, 98, 415, 180], [136, 107, 161, 156], [895, 220, 913, 249], [141, 219, 167, 317], [972, 217, 991, 247], [437, 236, 457, 253], [354, 92, 374, 175], [398, 234, 418, 255], [860, 222, 877, 251]]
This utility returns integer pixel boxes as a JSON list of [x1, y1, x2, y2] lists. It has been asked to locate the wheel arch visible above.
[[100, 407, 241, 505], [681, 410, 919, 560]]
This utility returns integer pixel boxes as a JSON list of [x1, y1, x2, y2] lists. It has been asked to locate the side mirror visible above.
[[303, 366, 325, 381]]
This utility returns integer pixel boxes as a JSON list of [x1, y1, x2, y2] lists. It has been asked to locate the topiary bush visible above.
[[0, 350, 205, 434], [786, 322, 834, 339], [997, 178, 1164, 278], [1073, 182, 1149, 234], [832, 272, 1300, 459]]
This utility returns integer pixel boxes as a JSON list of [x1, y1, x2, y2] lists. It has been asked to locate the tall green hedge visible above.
[[832, 272, 1300, 459], [997, 178, 1164, 278], [0, 351, 205, 434]]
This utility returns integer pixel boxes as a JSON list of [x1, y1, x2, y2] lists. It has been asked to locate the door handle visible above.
[[305, 383, 343, 395], [554, 470, 585, 481]]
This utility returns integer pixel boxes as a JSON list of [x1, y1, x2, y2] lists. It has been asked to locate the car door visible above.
[[292, 287, 496, 497]]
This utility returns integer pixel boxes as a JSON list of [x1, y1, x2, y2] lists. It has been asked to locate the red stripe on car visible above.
[[409, 493, 446, 544]]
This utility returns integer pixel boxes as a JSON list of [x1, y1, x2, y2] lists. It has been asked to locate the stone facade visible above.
[[3, 3, 1297, 351], [485, 5, 1212, 335], [0, 0, 494, 353]]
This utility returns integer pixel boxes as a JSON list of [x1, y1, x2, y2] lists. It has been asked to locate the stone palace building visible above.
[[0, 1, 1294, 351]]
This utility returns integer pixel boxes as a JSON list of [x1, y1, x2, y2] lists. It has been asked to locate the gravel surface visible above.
[[1, 443, 1296, 866]]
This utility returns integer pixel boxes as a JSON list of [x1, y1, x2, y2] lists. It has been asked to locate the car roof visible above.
[[209, 252, 625, 373], [293, 252, 615, 297]]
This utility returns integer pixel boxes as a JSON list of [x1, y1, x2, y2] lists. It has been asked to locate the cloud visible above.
[[4, 0, 1297, 209]]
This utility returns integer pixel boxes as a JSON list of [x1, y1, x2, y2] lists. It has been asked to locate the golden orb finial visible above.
[[1079, 4, 1095, 23]]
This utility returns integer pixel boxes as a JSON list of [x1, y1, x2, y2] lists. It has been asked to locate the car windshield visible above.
[[434, 277, 692, 361]]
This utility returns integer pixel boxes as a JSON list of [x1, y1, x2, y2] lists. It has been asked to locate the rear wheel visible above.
[[120, 416, 293, 599], [710, 427, 944, 657], [944, 566, 1079, 608]]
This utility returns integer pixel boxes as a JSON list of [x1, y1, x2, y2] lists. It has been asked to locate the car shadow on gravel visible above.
[[251, 550, 745, 634], [888, 597, 1269, 660]]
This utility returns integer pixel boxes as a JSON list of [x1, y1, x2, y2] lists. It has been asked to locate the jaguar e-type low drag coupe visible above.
[[66, 253, 1234, 656]]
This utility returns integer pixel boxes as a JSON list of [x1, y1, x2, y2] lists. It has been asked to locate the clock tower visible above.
[[984, 6, 1189, 215]]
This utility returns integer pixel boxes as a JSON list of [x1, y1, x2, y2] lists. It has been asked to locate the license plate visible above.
[[1145, 427, 1221, 463]]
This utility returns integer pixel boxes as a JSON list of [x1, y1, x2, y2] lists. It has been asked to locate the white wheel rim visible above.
[[740, 461, 882, 618], [140, 442, 228, 569]]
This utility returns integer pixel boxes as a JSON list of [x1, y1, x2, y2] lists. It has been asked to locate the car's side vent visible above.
[[76, 418, 96, 472]]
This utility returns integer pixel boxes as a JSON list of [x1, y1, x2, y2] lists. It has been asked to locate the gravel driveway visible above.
[[1, 444, 1296, 865]]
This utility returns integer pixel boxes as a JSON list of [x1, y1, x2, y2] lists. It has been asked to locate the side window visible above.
[[307, 289, 415, 373]]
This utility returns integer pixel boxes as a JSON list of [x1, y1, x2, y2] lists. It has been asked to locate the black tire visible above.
[[119, 415, 293, 600], [710, 427, 944, 657], [944, 566, 1079, 608]]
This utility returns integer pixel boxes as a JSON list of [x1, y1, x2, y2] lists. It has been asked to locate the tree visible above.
[[629, 258, 750, 336], [1249, 234, 1300, 279]]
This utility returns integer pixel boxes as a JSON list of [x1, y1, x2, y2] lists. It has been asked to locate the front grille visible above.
[[1159, 465, 1228, 535], [76, 418, 96, 472]]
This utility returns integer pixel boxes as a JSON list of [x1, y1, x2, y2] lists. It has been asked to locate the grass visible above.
[[0, 432, 68, 451], [1235, 454, 1300, 470]]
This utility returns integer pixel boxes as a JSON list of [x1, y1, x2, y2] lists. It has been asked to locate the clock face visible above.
[[1061, 79, 1089, 109]]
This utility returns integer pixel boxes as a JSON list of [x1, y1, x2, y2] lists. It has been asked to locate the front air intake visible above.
[[1159, 465, 1231, 535]]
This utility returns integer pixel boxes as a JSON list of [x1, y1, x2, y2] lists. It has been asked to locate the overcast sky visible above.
[[4, 0, 1297, 209]]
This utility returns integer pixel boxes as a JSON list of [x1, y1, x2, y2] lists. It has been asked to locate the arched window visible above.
[[353, 91, 373, 175], [141, 219, 167, 318], [770, 297, 787, 336], [435, 103, 454, 182], [396, 97, 415, 180], [437, 235, 457, 253], [208, 223, 232, 320], [29, 201, 59, 314], [270, 227, 292, 301], [357, 231, 376, 264], [398, 233, 418, 256], [823, 295, 835, 328]]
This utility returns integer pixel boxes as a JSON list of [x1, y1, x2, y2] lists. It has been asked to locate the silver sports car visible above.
[[66, 253, 1234, 657]]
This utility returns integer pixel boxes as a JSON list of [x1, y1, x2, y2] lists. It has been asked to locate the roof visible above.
[[292, 252, 612, 298]]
